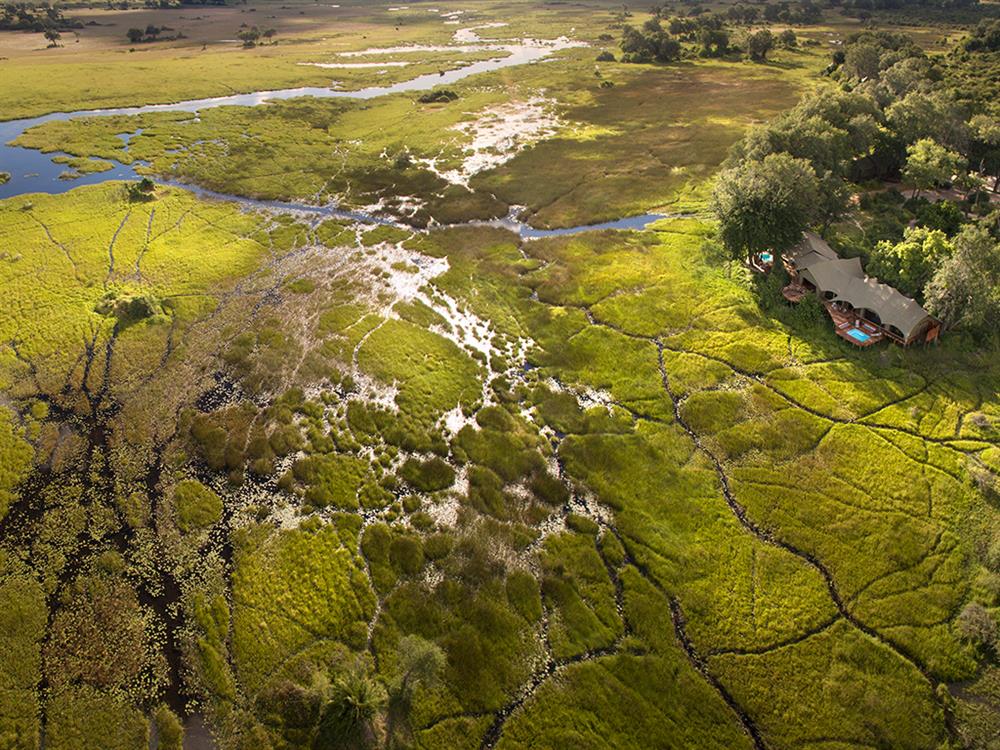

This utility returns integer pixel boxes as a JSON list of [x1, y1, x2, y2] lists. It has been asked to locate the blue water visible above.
[[760, 251, 773, 263], [486, 211, 666, 239], [846, 328, 871, 343], [163, 181, 666, 237], [0, 33, 672, 237], [0, 39, 562, 201]]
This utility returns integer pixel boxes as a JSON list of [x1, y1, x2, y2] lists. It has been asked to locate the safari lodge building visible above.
[[778, 233, 941, 347]]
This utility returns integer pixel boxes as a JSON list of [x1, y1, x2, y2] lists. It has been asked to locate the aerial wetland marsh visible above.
[[1, 0, 1000, 748]]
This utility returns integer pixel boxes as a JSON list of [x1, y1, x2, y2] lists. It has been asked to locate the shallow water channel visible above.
[[0, 28, 668, 235]]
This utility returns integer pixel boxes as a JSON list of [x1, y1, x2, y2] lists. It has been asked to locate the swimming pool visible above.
[[846, 327, 871, 343], [760, 252, 773, 263]]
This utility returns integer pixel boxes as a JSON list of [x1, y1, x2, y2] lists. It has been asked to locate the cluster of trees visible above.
[[838, 0, 979, 12], [830, 31, 1000, 190], [649, 0, 822, 26], [0, 3, 80, 32], [619, 19, 681, 62], [962, 18, 1000, 52], [711, 26, 1000, 339], [126, 24, 177, 43], [632, 14, 731, 57], [616, 19, 798, 63], [236, 24, 276, 47]]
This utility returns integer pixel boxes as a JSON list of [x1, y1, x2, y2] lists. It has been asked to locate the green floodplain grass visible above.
[[231, 521, 375, 696], [0, 0, 684, 119], [0, 182, 998, 748], [12, 37, 821, 227], [421, 219, 999, 747], [0, 183, 271, 398], [1, 4, 999, 748], [0, 11, 474, 119]]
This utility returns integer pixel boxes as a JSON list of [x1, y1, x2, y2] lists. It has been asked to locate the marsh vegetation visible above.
[[0, 1, 999, 749]]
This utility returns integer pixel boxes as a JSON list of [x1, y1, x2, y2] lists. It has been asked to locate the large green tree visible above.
[[924, 223, 1000, 336], [843, 42, 882, 80], [869, 226, 954, 297], [902, 138, 966, 197], [744, 28, 774, 62], [711, 152, 819, 261]]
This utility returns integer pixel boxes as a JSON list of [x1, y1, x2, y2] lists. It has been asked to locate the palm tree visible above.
[[313, 667, 386, 749]]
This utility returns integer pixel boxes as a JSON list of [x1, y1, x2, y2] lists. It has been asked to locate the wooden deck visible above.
[[781, 282, 810, 303], [825, 303, 885, 347]]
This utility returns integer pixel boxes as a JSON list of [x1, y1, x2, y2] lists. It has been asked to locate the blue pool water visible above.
[[846, 328, 871, 343], [760, 252, 773, 263]]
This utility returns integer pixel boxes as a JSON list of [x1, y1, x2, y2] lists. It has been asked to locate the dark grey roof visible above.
[[791, 232, 935, 340]]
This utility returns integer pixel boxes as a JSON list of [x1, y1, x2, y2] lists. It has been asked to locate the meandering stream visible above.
[[0, 27, 672, 236]]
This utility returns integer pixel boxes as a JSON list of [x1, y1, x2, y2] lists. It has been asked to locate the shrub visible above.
[[506, 570, 542, 622], [315, 666, 386, 747], [530, 471, 570, 507], [915, 200, 966, 235], [389, 536, 424, 576], [400, 457, 455, 492], [126, 177, 155, 202], [424, 533, 454, 561], [174, 479, 222, 532], [957, 602, 997, 648], [94, 291, 162, 326], [154, 706, 183, 750], [417, 89, 459, 104], [596, 50, 615, 61], [566, 514, 600, 535]]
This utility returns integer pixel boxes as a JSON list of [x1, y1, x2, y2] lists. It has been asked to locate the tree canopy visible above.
[[744, 29, 774, 62], [902, 138, 966, 196], [924, 223, 1000, 336], [869, 226, 954, 297], [711, 152, 819, 260], [619, 23, 682, 62]]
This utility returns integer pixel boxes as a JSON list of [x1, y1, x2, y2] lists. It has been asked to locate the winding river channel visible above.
[[0, 26, 666, 236]]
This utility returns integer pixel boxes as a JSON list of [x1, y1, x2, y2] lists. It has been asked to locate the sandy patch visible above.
[[300, 61, 411, 69], [418, 98, 559, 187]]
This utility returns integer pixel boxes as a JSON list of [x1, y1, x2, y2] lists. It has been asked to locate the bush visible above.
[[424, 533, 454, 560], [154, 706, 183, 750], [390, 536, 424, 576], [417, 89, 459, 104], [566, 513, 600, 535], [400, 457, 455, 492], [957, 602, 997, 648], [126, 177, 156, 202], [94, 291, 162, 326], [915, 200, 966, 235], [596, 50, 615, 62], [530, 471, 570, 507], [173, 479, 222, 532]]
